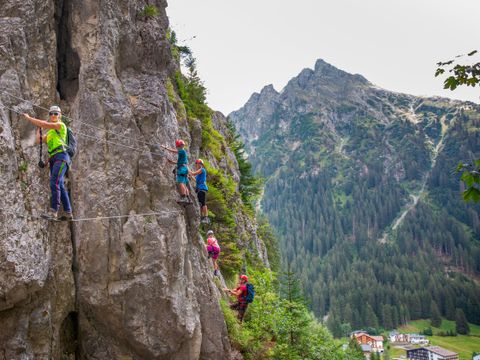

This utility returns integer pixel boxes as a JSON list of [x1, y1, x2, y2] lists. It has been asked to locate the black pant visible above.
[[196, 190, 207, 207], [230, 301, 248, 321]]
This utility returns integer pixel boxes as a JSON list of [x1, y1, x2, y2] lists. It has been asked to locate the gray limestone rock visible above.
[[0, 0, 265, 359]]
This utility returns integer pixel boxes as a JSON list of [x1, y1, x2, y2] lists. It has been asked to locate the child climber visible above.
[[190, 159, 209, 223], [205, 230, 220, 276], [22, 106, 73, 220], [162, 139, 191, 203]]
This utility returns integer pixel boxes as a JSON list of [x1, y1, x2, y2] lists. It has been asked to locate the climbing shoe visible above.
[[64, 212, 73, 221], [181, 196, 192, 204], [47, 209, 58, 220], [214, 269, 219, 277], [200, 216, 210, 224]]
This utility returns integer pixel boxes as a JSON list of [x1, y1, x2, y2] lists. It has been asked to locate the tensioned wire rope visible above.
[[0, 103, 170, 158], [0, 104, 189, 223], [0, 208, 181, 223], [0, 89, 169, 151]]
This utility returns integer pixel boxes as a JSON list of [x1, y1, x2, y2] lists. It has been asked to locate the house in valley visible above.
[[352, 332, 384, 353], [407, 345, 458, 360], [361, 344, 372, 358], [408, 333, 429, 345], [389, 331, 409, 343]]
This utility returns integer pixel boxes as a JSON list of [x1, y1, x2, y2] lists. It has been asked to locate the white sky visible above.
[[167, 0, 480, 114]]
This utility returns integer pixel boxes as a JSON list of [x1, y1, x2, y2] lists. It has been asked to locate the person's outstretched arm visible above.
[[190, 168, 202, 176], [224, 287, 241, 297], [23, 114, 62, 130], [161, 145, 178, 154]]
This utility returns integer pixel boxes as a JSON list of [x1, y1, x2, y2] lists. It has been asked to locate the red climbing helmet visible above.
[[195, 159, 204, 165], [240, 275, 248, 282], [175, 139, 185, 147]]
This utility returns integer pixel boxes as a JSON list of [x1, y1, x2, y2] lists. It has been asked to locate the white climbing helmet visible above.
[[49, 105, 61, 114], [207, 230, 214, 236]]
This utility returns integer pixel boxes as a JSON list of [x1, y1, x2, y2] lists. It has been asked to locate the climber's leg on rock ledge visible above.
[[197, 190, 209, 223]]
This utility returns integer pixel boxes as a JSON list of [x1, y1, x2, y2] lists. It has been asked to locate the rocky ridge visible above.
[[230, 59, 480, 326]]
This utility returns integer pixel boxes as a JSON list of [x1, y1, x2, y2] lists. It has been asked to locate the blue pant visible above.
[[49, 152, 72, 213]]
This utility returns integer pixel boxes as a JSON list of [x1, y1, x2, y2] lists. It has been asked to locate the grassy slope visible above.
[[397, 319, 480, 360], [399, 319, 480, 335]]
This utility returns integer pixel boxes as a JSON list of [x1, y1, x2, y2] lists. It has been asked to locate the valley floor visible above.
[[396, 319, 480, 360]]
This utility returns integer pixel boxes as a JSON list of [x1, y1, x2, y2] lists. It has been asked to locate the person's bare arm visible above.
[[231, 288, 242, 296], [23, 114, 61, 130], [223, 287, 241, 296], [161, 145, 178, 154]]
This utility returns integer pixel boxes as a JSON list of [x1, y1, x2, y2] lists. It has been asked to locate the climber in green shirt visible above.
[[23, 105, 72, 219]]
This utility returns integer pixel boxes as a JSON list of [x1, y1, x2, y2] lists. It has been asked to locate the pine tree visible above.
[[277, 266, 310, 350], [445, 296, 456, 320], [455, 308, 470, 335], [340, 323, 352, 338], [347, 337, 364, 359], [326, 309, 342, 339], [343, 303, 354, 325], [430, 301, 442, 328], [279, 264, 304, 303], [364, 303, 379, 329], [382, 304, 393, 329]]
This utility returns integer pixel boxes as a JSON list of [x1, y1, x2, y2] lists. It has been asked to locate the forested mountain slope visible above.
[[230, 59, 480, 333]]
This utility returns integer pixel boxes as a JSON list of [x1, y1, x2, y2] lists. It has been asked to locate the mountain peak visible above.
[[313, 58, 369, 84], [259, 84, 279, 97], [313, 58, 332, 72]]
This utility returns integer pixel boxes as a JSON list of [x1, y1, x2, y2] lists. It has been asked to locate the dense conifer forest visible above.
[[230, 61, 480, 334]]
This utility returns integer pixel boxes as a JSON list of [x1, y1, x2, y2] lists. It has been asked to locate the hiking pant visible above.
[[49, 152, 72, 213], [230, 301, 248, 321]]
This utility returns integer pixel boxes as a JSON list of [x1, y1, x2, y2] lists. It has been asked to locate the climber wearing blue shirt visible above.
[[190, 159, 209, 223], [162, 139, 191, 203]]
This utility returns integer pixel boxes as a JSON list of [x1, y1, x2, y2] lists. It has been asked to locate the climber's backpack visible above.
[[245, 283, 255, 303], [56, 126, 77, 159]]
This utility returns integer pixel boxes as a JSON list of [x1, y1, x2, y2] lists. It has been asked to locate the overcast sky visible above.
[[167, 0, 480, 115]]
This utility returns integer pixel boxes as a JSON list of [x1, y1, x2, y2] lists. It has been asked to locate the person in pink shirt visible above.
[[206, 230, 220, 276]]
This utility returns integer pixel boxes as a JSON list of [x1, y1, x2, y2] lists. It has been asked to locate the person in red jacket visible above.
[[224, 274, 249, 321]]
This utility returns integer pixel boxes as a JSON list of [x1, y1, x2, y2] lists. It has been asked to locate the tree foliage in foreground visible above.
[[221, 269, 364, 360], [436, 50, 480, 202]]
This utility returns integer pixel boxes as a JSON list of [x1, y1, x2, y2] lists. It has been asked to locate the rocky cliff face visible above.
[[0, 1, 260, 358]]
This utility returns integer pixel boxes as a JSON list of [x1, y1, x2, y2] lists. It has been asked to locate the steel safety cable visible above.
[[0, 89, 170, 150], [0, 104, 168, 158]]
